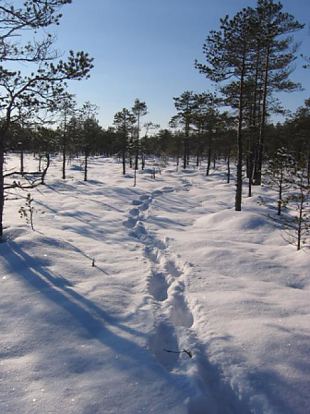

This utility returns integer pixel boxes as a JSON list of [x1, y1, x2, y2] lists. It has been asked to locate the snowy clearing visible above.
[[1, 155, 309, 414]]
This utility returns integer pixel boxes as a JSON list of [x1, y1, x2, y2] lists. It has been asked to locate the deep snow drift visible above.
[[1, 155, 309, 414]]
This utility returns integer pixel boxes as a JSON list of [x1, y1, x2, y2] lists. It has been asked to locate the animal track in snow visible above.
[[164, 259, 183, 278], [167, 282, 194, 328], [148, 321, 179, 371], [129, 207, 140, 217], [124, 176, 247, 412], [125, 184, 195, 371], [148, 271, 168, 302]]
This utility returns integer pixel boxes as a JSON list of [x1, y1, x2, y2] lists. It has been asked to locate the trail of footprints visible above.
[[126, 180, 246, 413], [125, 183, 194, 371]]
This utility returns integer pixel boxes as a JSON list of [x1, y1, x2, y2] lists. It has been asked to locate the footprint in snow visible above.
[[148, 271, 168, 302], [148, 321, 179, 371]]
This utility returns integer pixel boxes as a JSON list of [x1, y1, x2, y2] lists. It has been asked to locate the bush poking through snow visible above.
[[283, 170, 310, 250], [19, 193, 35, 231]]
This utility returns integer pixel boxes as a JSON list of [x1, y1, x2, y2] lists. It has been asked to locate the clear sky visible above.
[[54, 0, 310, 129]]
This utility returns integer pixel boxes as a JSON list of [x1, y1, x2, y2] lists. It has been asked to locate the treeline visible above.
[[5, 96, 309, 182], [5, 88, 309, 249], [1, 0, 309, 248]]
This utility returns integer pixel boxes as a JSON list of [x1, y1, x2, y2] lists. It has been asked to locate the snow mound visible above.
[[194, 209, 272, 232]]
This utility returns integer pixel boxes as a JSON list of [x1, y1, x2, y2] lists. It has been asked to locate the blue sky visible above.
[[55, 0, 310, 128]]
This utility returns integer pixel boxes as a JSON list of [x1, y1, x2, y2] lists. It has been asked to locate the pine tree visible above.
[[196, 7, 256, 210], [113, 109, 136, 175], [196, 1, 303, 209], [283, 169, 310, 250], [57, 94, 77, 180], [171, 91, 200, 169], [132, 99, 147, 177], [252, 0, 304, 185], [0, 1, 93, 239], [264, 147, 295, 215]]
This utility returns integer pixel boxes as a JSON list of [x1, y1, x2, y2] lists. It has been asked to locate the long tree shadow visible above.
[[1, 244, 195, 411], [1, 241, 187, 386], [44, 183, 124, 213], [35, 197, 132, 244]]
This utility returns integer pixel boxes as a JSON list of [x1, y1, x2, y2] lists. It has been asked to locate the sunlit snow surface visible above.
[[1, 155, 309, 414]]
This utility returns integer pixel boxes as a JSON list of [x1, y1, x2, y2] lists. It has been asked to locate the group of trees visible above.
[[113, 98, 150, 184], [0, 0, 93, 238], [195, 0, 304, 211], [0, 0, 309, 249]]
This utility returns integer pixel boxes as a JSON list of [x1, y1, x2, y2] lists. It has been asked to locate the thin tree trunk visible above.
[[38, 155, 42, 172], [307, 146, 310, 186], [249, 39, 261, 189], [133, 168, 137, 187], [248, 156, 253, 197], [41, 153, 50, 185], [62, 137, 66, 179], [135, 151, 138, 171], [84, 150, 88, 181], [20, 149, 24, 175], [227, 148, 231, 183], [62, 112, 67, 180], [254, 46, 270, 185], [122, 149, 126, 175], [235, 47, 246, 211], [183, 117, 190, 169], [183, 137, 187, 169], [297, 197, 304, 251], [206, 145, 211, 176]]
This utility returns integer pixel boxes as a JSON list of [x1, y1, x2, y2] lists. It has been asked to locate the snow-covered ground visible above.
[[1, 155, 309, 414]]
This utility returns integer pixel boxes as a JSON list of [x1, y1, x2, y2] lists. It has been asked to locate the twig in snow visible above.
[[163, 348, 193, 358]]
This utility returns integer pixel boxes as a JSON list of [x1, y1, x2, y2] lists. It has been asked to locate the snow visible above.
[[1, 154, 309, 414]]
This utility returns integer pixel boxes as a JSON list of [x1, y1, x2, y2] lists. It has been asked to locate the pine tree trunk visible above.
[[277, 171, 283, 215], [183, 137, 187, 169], [84, 150, 88, 181], [133, 168, 137, 187], [183, 117, 190, 169], [254, 46, 270, 186], [206, 146, 211, 176], [20, 149, 24, 175], [227, 148, 231, 184], [135, 151, 138, 171], [235, 48, 246, 212], [307, 146, 310, 186], [41, 153, 50, 185], [248, 157, 253, 197], [250, 39, 261, 188], [62, 113, 67, 180], [122, 149, 126, 175], [62, 138, 66, 179], [297, 199, 303, 251]]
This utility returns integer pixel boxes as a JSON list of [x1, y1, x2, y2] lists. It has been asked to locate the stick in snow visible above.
[[163, 348, 193, 358]]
